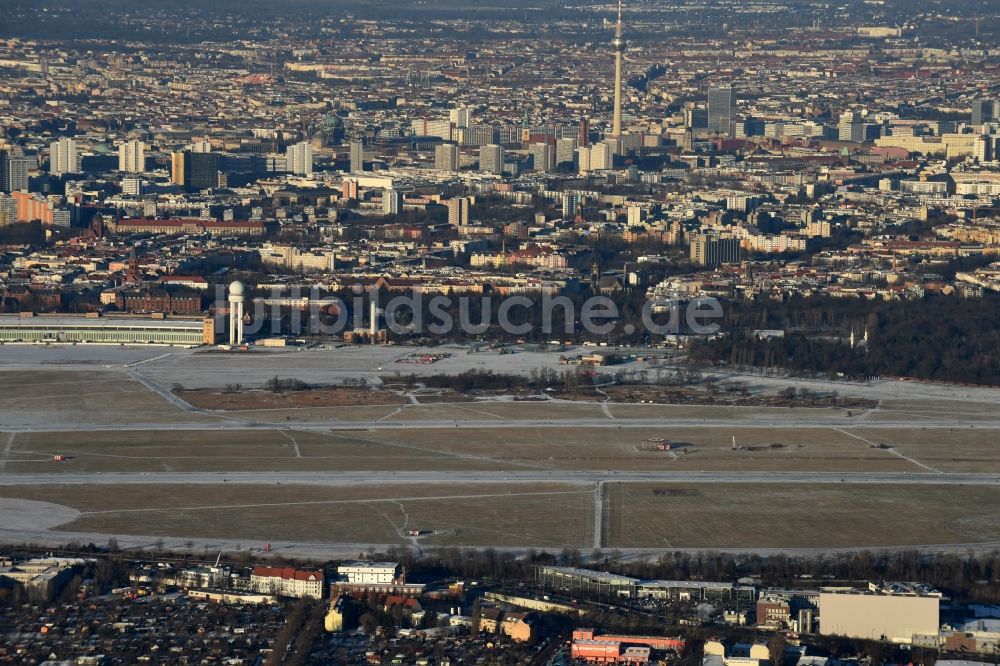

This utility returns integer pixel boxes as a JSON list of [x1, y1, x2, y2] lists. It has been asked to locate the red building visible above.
[[116, 290, 203, 315], [571, 629, 685, 664], [107, 218, 265, 236]]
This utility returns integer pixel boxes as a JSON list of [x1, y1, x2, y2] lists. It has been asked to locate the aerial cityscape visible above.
[[0, 0, 999, 663]]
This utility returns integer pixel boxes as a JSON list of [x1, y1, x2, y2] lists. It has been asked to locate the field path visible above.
[[834, 427, 943, 473], [0, 432, 14, 472], [593, 481, 604, 549]]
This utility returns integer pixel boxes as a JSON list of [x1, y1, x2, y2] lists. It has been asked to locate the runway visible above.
[[2, 469, 997, 487], [5, 415, 1000, 433]]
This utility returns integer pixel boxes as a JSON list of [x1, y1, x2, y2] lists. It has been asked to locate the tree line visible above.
[[689, 293, 1000, 386]]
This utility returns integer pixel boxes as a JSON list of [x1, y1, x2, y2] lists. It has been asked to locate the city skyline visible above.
[[0, 2, 999, 662]]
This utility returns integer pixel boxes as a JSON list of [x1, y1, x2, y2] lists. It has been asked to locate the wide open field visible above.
[[2, 480, 999, 552], [852, 427, 1000, 473], [866, 399, 1000, 424], [4, 424, 998, 475], [0, 370, 211, 427], [0, 425, 936, 475], [1, 355, 999, 554], [0, 482, 595, 549], [602, 482, 1000, 550], [0, 429, 527, 474], [326, 425, 927, 473]]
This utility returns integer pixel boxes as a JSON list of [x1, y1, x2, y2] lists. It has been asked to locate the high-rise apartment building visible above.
[[685, 107, 709, 131], [556, 138, 579, 168], [192, 152, 220, 190], [594, 141, 615, 170], [447, 197, 471, 226], [562, 192, 581, 219], [839, 112, 856, 140], [529, 143, 555, 172], [49, 138, 79, 176], [434, 143, 459, 172], [838, 111, 861, 141], [0, 193, 16, 226], [971, 100, 994, 126], [382, 188, 402, 215], [707, 85, 736, 135], [449, 107, 472, 129], [349, 141, 365, 173], [171, 151, 186, 186], [411, 118, 453, 141], [121, 176, 142, 197], [171, 151, 220, 191], [118, 140, 146, 173], [973, 135, 994, 162], [286, 141, 314, 176], [479, 144, 504, 174], [1, 150, 29, 193], [458, 125, 497, 147], [690, 233, 740, 268], [578, 142, 613, 173]]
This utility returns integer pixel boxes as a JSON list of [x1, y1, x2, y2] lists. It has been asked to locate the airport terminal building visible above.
[[0, 314, 221, 346]]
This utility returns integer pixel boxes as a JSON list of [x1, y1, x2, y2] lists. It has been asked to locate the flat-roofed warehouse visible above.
[[535, 565, 756, 600], [0, 314, 221, 346], [536, 566, 639, 598], [819, 583, 942, 644]]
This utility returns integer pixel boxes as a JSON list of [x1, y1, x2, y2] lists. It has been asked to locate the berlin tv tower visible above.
[[611, 0, 626, 139]]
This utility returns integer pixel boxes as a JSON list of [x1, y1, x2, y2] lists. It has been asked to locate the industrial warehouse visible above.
[[535, 566, 757, 601], [0, 313, 220, 346], [818, 582, 943, 644]]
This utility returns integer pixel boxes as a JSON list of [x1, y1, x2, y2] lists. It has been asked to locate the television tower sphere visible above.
[[228, 280, 245, 297]]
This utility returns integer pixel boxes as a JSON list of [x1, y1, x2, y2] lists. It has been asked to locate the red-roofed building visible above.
[[571, 628, 685, 664], [158, 276, 209, 290], [384, 595, 422, 612], [250, 566, 325, 599]]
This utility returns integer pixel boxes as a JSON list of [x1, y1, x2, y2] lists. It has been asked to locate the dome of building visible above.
[[228, 280, 245, 297]]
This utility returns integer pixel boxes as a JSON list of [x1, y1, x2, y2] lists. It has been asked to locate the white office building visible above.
[[435, 143, 460, 172], [286, 141, 314, 176], [121, 177, 142, 196], [382, 187, 402, 215], [556, 137, 578, 167], [530, 143, 555, 172], [337, 561, 401, 585], [118, 140, 146, 173], [450, 106, 473, 128], [479, 144, 504, 174], [49, 138, 79, 176]]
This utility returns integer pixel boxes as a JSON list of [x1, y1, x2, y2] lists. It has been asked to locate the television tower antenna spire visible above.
[[611, 0, 626, 139]]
